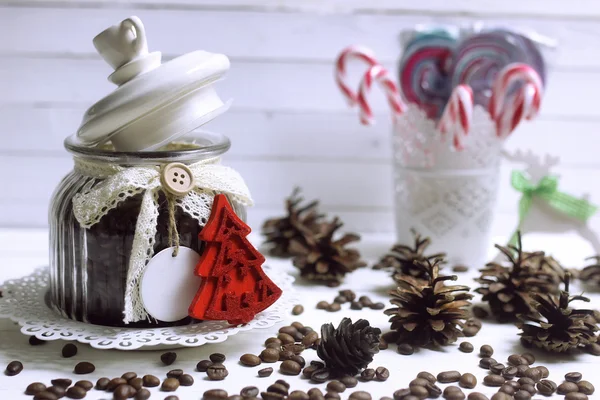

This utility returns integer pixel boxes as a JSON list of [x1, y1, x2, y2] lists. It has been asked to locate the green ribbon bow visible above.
[[509, 170, 598, 246]]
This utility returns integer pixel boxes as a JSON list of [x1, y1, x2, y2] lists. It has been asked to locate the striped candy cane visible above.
[[438, 85, 474, 151], [489, 63, 543, 123], [356, 65, 406, 125], [335, 45, 380, 106], [495, 83, 540, 138]]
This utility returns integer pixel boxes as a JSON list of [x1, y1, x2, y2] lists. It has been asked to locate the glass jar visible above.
[[49, 131, 246, 327]]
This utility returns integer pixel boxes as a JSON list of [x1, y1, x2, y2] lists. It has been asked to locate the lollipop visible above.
[[398, 29, 457, 119], [450, 30, 546, 108]]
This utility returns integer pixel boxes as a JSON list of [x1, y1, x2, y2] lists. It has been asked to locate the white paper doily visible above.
[[0, 266, 296, 350]]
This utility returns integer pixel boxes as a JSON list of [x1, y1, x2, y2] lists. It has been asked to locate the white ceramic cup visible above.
[[93, 16, 148, 69]]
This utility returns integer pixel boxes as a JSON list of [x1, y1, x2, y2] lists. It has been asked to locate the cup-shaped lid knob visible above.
[[93, 16, 148, 70]]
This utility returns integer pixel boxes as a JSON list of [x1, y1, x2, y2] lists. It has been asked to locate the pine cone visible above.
[[475, 233, 562, 322], [374, 230, 445, 281], [291, 217, 366, 286], [317, 318, 381, 376], [517, 273, 599, 352], [580, 256, 600, 286], [262, 188, 324, 257], [523, 252, 566, 281], [385, 258, 473, 347]]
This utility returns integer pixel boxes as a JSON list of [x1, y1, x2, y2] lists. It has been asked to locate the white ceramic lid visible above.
[[76, 16, 231, 151]]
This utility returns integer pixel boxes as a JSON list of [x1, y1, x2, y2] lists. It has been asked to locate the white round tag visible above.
[[140, 247, 202, 322]]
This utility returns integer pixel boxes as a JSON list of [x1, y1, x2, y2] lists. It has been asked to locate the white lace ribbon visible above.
[[72, 157, 253, 323]]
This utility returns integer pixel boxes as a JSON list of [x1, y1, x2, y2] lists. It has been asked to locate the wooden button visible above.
[[160, 163, 195, 196]]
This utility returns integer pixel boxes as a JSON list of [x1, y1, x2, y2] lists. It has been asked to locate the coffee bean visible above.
[[508, 354, 527, 366], [480, 345, 494, 357], [107, 378, 127, 391], [204, 389, 229, 400], [73, 361, 94, 375], [256, 348, 278, 363], [238, 353, 260, 366], [586, 342, 600, 355], [142, 374, 159, 387], [240, 386, 259, 398], [292, 305, 304, 315], [207, 363, 228, 380], [393, 389, 410, 400], [490, 394, 511, 400], [290, 391, 309, 400], [46, 386, 66, 397], [135, 389, 151, 400], [518, 377, 535, 386], [161, 352, 177, 366], [459, 373, 477, 389], [257, 367, 273, 377], [302, 331, 319, 347], [409, 378, 429, 387], [279, 350, 294, 361], [302, 365, 319, 379], [196, 359, 212, 372], [378, 339, 388, 350], [262, 392, 285, 400], [308, 388, 323, 397], [521, 352, 535, 365], [566, 393, 589, 400], [161, 377, 179, 392], [349, 391, 371, 400], [290, 355, 305, 368], [66, 386, 86, 399], [113, 384, 135, 399], [280, 360, 301, 375], [129, 377, 143, 391], [417, 371, 437, 383], [536, 379, 556, 395], [577, 380, 595, 395], [463, 326, 479, 337], [479, 357, 496, 369], [265, 336, 282, 345], [397, 343, 414, 355], [325, 391, 341, 400], [423, 383, 442, 398], [269, 381, 290, 394], [324, 381, 344, 393], [501, 366, 517, 380], [375, 366, 389, 381], [340, 376, 358, 388], [350, 302, 363, 310], [513, 390, 531, 400], [371, 302, 385, 310], [316, 301, 329, 309], [361, 368, 375, 381], [516, 364, 529, 377], [58, 343, 78, 359], [166, 369, 183, 379], [326, 303, 341, 312], [95, 377, 110, 390], [446, 391, 466, 400], [74, 380, 93, 391], [333, 295, 348, 304], [459, 342, 474, 353], [277, 333, 295, 345], [438, 370, 461, 383], [444, 386, 462, 395], [311, 368, 331, 383], [490, 363, 506, 375], [26, 383, 47, 395], [520, 384, 536, 395], [410, 385, 429, 398], [209, 352, 226, 363], [5, 360, 23, 376], [118, 372, 135, 381], [499, 384, 515, 395], [228, 396, 243, 400], [467, 393, 489, 400], [483, 374, 505, 387], [178, 374, 193, 386], [33, 392, 59, 400], [566, 372, 583, 382], [164, 397, 179, 400], [523, 367, 542, 382], [282, 343, 305, 355]]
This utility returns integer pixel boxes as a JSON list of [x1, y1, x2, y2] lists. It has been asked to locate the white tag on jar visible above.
[[140, 247, 202, 322]]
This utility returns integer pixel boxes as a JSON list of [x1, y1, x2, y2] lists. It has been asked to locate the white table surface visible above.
[[0, 228, 598, 400]]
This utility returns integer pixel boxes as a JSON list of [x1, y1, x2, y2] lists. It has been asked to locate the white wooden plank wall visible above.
[[0, 0, 599, 236]]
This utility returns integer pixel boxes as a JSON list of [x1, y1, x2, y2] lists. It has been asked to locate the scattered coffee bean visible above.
[[378, 339, 388, 350], [350, 302, 363, 310], [479, 345, 494, 357], [370, 302, 385, 310], [60, 343, 78, 358], [516, 364, 529, 377], [292, 305, 304, 315], [398, 343, 414, 355], [166, 369, 183, 379], [375, 366, 389, 381], [417, 371, 437, 383], [326, 381, 346, 393], [142, 374, 160, 387], [290, 355, 306, 368], [472, 306, 489, 319], [290, 391, 309, 400], [409, 378, 430, 387], [523, 367, 542, 382], [316, 301, 329, 310], [204, 389, 229, 400], [459, 342, 474, 353], [161, 352, 177, 366], [358, 295, 373, 306], [302, 331, 319, 347], [265, 337, 282, 345], [349, 391, 372, 400], [463, 326, 479, 337], [438, 371, 461, 383], [508, 354, 527, 366], [196, 359, 212, 372], [271, 381, 291, 393], [520, 384, 536, 395], [498, 366, 516, 380], [240, 386, 259, 398], [279, 326, 299, 337], [129, 377, 143, 391], [282, 343, 305, 355], [557, 381, 580, 395], [277, 333, 295, 345], [46, 386, 66, 397], [459, 373, 477, 389], [490, 363, 506, 375], [303, 365, 319, 379], [499, 384, 515, 395], [5, 360, 23, 376], [161, 378, 179, 392], [258, 367, 273, 377], [74, 361, 95, 375], [135, 388, 151, 400], [536, 379, 556, 395], [279, 350, 294, 361], [326, 303, 341, 312], [26, 383, 47, 395], [425, 383, 442, 398], [65, 386, 86, 399], [513, 390, 531, 400], [325, 392, 340, 400], [311, 368, 331, 383], [209, 352, 226, 363], [566, 372, 583, 382], [490, 394, 511, 400], [228, 396, 243, 400], [521, 352, 535, 365], [120, 372, 136, 381], [483, 374, 505, 387], [74, 380, 93, 391], [164, 396, 179, 400], [280, 360, 302, 375], [393, 389, 411, 400], [333, 295, 348, 304], [453, 265, 469, 272], [178, 374, 193, 386], [518, 377, 535, 386], [95, 377, 110, 390], [51, 378, 72, 388], [577, 380, 595, 395], [361, 368, 375, 381], [479, 357, 496, 369], [467, 393, 489, 400], [566, 393, 589, 400], [207, 363, 228, 380], [33, 392, 59, 400], [240, 353, 261, 366], [340, 376, 358, 388], [410, 385, 429, 398], [29, 335, 46, 346], [107, 378, 127, 391], [446, 392, 466, 400]]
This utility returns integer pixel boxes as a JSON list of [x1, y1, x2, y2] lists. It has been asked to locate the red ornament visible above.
[[188, 194, 283, 325]]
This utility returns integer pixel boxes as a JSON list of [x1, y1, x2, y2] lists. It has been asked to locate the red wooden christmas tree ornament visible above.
[[188, 194, 283, 325]]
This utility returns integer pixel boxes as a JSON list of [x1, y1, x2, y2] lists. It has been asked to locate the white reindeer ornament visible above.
[[503, 149, 600, 254]]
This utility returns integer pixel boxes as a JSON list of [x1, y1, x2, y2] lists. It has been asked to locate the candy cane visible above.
[[488, 63, 543, 121], [438, 85, 474, 150], [335, 45, 380, 106], [356, 65, 406, 125], [495, 83, 539, 138]]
